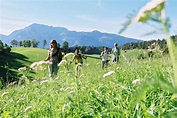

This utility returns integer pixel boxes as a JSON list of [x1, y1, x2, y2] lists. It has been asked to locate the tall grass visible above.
[[0, 48, 176, 117], [118, 0, 177, 117], [1, 1, 177, 117], [119, 0, 177, 90]]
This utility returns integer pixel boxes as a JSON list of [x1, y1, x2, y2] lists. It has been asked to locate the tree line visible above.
[[121, 35, 177, 51], [63, 35, 177, 54], [10, 39, 41, 48], [10, 39, 105, 54], [5, 34, 177, 54], [0, 40, 11, 54]]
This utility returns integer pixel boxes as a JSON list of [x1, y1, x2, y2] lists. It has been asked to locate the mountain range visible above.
[[0, 23, 142, 48]]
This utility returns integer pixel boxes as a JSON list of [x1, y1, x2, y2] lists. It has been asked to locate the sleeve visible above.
[[111, 48, 114, 54], [100, 52, 103, 56]]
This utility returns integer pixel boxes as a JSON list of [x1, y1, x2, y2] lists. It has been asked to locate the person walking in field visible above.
[[100, 47, 110, 69], [44, 39, 63, 77], [112, 43, 120, 64], [70, 49, 87, 75]]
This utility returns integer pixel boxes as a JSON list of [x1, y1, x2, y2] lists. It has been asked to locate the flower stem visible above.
[[161, 9, 177, 88]]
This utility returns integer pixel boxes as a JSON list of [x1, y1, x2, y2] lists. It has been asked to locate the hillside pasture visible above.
[[0, 48, 177, 117], [0, 48, 48, 85]]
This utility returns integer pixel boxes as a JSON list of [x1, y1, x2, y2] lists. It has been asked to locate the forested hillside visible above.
[[121, 35, 177, 50]]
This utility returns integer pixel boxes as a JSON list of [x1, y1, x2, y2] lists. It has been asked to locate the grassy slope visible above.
[[0, 48, 48, 83], [12, 48, 48, 65], [0, 48, 176, 117]]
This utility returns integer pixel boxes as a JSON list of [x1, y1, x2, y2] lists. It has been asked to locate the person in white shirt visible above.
[[44, 39, 63, 77], [100, 47, 110, 69]]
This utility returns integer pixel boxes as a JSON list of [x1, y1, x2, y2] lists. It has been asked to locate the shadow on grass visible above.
[[0, 52, 34, 88]]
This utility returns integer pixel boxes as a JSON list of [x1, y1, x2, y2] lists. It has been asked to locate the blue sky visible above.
[[0, 0, 177, 40]]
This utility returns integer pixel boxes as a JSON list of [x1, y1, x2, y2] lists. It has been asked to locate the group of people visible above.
[[100, 43, 120, 69], [44, 40, 120, 77]]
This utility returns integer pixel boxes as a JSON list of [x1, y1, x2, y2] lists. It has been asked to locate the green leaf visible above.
[[118, 13, 136, 34]]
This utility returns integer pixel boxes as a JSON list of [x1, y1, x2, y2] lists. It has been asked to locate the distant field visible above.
[[12, 48, 48, 65], [0, 48, 48, 81]]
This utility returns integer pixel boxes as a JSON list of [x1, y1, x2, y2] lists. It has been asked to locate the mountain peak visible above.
[[0, 23, 142, 48], [25, 23, 68, 31], [92, 30, 100, 33]]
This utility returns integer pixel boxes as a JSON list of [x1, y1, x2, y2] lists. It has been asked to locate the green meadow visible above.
[[0, 47, 177, 117]]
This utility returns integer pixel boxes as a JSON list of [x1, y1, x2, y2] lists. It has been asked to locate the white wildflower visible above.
[[40, 60, 51, 65], [43, 60, 52, 64], [62, 103, 69, 113], [135, 104, 139, 110], [60, 88, 65, 91], [96, 62, 100, 65], [39, 65, 44, 71], [85, 63, 89, 66], [24, 106, 32, 112], [32, 80, 37, 83], [135, 0, 166, 22], [151, 42, 156, 46], [40, 80, 49, 85], [58, 60, 67, 66], [120, 85, 127, 89], [59, 87, 74, 91], [18, 67, 26, 71], [54, 76, 60, 80], [103, 71, 115, 78], [30, 62, 38, 69], [79, 74, 84, 78], [171, 94, 177, 100], [132, 79, 141, 84], [65, 87, 74, 91], [39, 60, 45, 65], [63, 53, 74, 58], [30, 60, 51, 69], [7, 81, 17, 87], [148, 48, 153, 51], [1, 92, 9, 97], [146, 104, 155, 115]]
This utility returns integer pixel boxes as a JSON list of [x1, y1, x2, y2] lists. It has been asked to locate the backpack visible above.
[[79, 54, 83, 64], [52, 48, 63, 63], [75, 54, 83, 64]]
